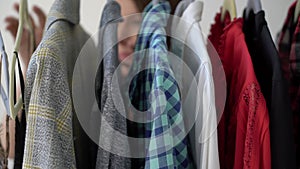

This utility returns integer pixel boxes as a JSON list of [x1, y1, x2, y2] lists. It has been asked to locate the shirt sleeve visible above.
[[260, 125, 271, 169], [196, 63, 220, 169], [23, 47, 76, 169]]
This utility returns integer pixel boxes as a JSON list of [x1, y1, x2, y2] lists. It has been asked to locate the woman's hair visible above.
[[134, 0, 151, 12]]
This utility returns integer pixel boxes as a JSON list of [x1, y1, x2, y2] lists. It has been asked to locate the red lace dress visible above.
[[208, 14, 271, 169]]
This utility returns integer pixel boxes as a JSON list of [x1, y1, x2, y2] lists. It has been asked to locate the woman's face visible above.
[[117, 0, 142, 77]]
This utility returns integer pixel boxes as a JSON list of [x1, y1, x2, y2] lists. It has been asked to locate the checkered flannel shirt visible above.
[[129, 1, 193, 169], [278, 1, 300, 166]]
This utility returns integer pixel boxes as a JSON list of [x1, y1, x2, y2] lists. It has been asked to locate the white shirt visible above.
[[171, 1, 220, 169]]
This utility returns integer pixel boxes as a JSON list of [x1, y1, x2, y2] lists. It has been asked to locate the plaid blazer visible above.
[[23, 0, 91, 168]]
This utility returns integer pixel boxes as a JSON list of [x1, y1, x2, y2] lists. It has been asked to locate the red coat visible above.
[[209, 14, 271, 169]]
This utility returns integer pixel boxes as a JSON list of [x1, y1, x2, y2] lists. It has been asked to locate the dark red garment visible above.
[[278, 2, 300, 167], [208, 11, 231, 50], [208, 16, 271, 169]]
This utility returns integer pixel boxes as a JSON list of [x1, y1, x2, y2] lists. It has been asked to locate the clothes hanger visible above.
[[245, 0, 262, 19], [294, 0, 300, 23], [9, 0, 34, 119], [221, 0, 237, 22], [0, 31, 10, 116]]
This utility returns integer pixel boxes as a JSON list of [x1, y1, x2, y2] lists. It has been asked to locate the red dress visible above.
[[208, 14, 271, 169]]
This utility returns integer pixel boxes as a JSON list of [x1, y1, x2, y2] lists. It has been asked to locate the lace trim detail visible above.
[[242, 83, 261, 169]]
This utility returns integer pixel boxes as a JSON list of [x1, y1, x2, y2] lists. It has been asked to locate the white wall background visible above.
[[0, 0, 295, 54], [0, 0, 296, 118]]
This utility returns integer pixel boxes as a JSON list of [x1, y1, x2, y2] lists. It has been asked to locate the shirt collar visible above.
[[172, 1, 203, 43], [182, 0, 203, 23], [174, 0, 190, 17], [99, 1, 122, 27], [45, 0, 80, 30]]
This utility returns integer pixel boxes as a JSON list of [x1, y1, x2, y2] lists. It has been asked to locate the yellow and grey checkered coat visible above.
[[23, 0, 90, 168]]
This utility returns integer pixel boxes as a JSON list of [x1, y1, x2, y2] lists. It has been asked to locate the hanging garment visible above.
[[13, 52, 26, 169], [208, 16, 271, 169], [173, 0, 192, 17], [169, 0, 192, 88], [0, 115, 9, 169], [14, 111, 26, 169], [277, 2, 300, 167], [0, 32, 10, 169], [243, 10, 297, 169], [170, 1, 220, 169], [95, 1, 131, 168], [0, 31, 10, 116], [129, 1, 193, 168], [23, 0, 95, 168], [208, 11, 231, 51]]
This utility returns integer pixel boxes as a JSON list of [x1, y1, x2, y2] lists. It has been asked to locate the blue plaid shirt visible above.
[[129, 1, 193, 168]]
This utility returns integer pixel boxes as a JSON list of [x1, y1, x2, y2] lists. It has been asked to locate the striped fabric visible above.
[[0, 31, 10, 116], [129, 1, 193, 168]]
